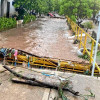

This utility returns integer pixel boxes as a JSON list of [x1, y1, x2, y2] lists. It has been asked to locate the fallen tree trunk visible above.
[[12, 78, 79, 96], [3, 65, 57, 86], [3, 66, 35, 81], [3, 65, 79, 96]]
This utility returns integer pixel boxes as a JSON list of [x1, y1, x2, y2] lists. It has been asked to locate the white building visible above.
[[0, 0, 15, 17]]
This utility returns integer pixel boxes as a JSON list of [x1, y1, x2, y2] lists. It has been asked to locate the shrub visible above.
[[82, 21, 94, 31], [23, 15, 36, 24], [0, 17, 16, 31], [97, 51, 100, 56], [78, 53, 90, 61]]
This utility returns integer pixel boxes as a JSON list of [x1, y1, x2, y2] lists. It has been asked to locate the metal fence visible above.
[[66, 16, 100, 72]]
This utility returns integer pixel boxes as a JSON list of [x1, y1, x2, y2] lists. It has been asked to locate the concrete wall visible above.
[[0, 0, 15, 17], [0, 0, 1, 16], [4, 0, 7, 16], [8, 0, 15, 15]]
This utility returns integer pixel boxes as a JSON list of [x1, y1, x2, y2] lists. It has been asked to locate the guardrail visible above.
[[66, 16, 100, 72]]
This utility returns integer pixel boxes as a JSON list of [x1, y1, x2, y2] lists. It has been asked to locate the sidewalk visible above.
[[0, 66, 100, 100]]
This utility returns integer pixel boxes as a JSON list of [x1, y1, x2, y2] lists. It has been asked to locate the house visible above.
[[0, 0, 15, 17]]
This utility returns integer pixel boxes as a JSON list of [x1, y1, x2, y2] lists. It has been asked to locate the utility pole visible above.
[[91, 11, 100, 76]]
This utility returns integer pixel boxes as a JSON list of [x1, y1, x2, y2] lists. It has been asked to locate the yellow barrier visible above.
[[66, 16, 100, 72]]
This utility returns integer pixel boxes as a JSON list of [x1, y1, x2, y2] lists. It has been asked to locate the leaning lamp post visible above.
[[91, 11, 100, 76]]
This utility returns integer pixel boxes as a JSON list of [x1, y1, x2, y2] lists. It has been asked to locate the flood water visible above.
[[0, 17, 85, 62]]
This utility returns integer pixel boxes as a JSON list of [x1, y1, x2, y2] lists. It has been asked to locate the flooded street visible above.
[[1, 17, 100, 100], [0, 17, 84, 62]]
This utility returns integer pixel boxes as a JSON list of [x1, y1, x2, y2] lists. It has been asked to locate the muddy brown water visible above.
[[0, 17, 86, 62]]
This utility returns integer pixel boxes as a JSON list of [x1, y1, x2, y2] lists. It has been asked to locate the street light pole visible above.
[[91, 11, 100, 76]]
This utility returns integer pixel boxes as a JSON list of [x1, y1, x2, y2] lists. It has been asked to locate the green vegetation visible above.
[[80, 89, 95, 100], [14, 0, 60, 15], [57, 76, 73, 100], [1, 0, 100, 31], [13, 0, 100, 25], [59, 0, 100, 24], [59, 0, 92, 23], [23, 15, 36, 24], [78, 53, 90, 61], [97, 51, 100, 56], [97, 51, 100, 61], [0, 17, 16, 31], [82, 21, 94, 31], [54, 76, 95, 100], [89, 0, 100, 21]]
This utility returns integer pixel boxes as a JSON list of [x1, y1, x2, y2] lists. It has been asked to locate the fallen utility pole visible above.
[[3, 65, 79, 96]]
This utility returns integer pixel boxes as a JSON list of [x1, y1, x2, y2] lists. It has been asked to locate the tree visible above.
[[88, 0, 100, 22], [59, 0, 92, 25], [37, 0, 52, 14], [14, 0, 38, 13], [52, 0, 61, 12], [14, 0, 54, 16]]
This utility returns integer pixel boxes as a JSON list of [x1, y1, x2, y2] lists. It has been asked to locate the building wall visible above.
[[0, 0, 1, 16], [8, 0, 15, 15], [0, 0, 15, 17], [4, 0, 7, 16]]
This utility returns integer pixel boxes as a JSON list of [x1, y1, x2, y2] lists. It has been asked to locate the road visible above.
[[0, 17, 85, 62], [0, 17, 100, 100]]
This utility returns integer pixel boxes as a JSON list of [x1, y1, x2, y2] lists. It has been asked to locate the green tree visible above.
[[14, 0, 54, 16], [52, 0, 61, 12], [88, 0, 100, 21], [59, 0, 92, 25], [37, 0, 52, 14], [14, 0, 38, 13]]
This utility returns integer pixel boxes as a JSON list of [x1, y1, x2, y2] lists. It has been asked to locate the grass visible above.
[[97, 56, 100, 62], [97, 51, 100, 61], [97, 56, 100, 61], [97, 51, 100, 56], [78, 53, 90, 61]]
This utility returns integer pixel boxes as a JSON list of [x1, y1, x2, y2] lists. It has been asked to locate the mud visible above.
[[0, 17, 86, 62]]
